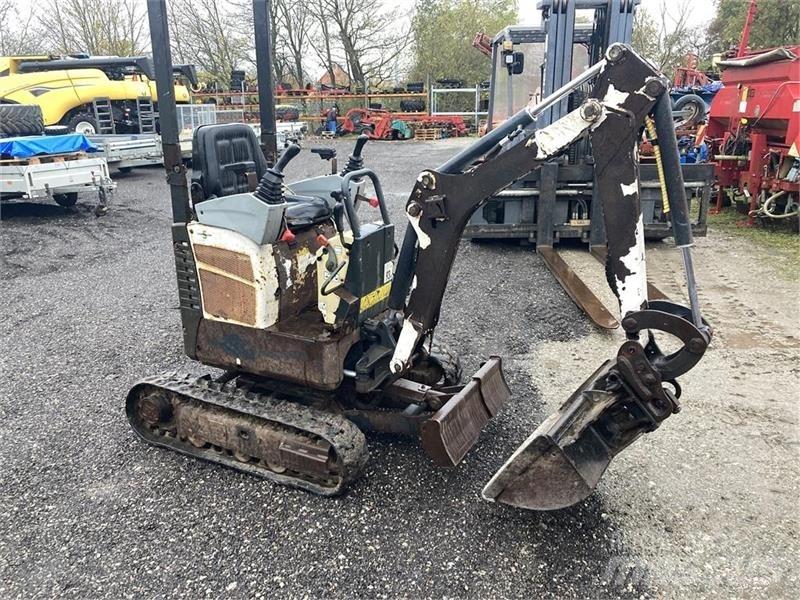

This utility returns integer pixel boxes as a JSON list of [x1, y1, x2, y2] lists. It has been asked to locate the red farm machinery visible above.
[[338, 108, 468, 140], [704, 0, 799, 228], [706, 46, 800, 226]]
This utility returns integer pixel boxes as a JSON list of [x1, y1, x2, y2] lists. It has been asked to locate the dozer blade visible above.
[[537, 247, 619, 330], [421, 357, 511, 467], [483, 361, 627, 511]]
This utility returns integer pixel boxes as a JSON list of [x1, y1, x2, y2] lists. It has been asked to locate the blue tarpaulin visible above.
[[0, 134, 99, 159]]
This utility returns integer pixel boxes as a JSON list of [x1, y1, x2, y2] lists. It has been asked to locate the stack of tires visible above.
[[400, 100, 425, 112]]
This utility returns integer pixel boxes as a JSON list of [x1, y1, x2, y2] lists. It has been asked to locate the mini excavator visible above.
[[127, 0, 712, 510]]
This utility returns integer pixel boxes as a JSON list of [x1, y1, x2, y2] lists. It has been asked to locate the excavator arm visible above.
[[388, 44, 712, 509]]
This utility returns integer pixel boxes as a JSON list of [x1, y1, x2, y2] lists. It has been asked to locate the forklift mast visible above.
[[486, 0, 639, 131]]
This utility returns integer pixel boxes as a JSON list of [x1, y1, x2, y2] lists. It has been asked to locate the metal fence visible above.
[[175, 104, 246, 132], [430, 86, 489, 124]]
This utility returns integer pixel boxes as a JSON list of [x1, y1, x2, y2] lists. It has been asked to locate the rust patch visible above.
[[193, 244, 254, 282], [198, 268, 256, 325]]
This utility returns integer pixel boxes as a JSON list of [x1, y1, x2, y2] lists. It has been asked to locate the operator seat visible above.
[[191, 123, 267, 202], [191, 124, 332, 231]]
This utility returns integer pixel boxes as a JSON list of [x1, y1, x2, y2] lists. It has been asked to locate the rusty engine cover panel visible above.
[[195, 311, 361, 390], [193, 244, 255, 281], [194, 244, 257, 326], [273, 224, 335, 321]]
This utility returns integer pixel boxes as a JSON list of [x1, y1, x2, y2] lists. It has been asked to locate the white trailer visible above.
[[0, 152, 116, 211], [87, 134, 163, 172]]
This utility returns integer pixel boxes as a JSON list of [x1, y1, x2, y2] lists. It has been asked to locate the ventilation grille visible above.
[[193, 244, 254, 281], [174, 241, 200, 311], [197, 269, 256, 326]]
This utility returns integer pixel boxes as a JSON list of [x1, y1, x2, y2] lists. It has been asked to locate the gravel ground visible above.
[[1, 138, 797, 599]]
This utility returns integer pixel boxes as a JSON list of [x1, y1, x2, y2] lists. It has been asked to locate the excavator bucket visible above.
[[483, 361, 624, 511]]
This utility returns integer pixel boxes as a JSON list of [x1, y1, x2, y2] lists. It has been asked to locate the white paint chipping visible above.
[[603, 84, 630, 108], [620, 179, 638, 197], [391, 319, 421, 373], [614, 215, 648, 317], [283, 258, 293, 287], [530, 107, 603, 159], [407, 212, 432, 249], [296, 249, 317, 273]]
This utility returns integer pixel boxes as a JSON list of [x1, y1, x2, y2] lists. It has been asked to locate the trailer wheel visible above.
[[67, 113, 99, 135], [674, 94, 707, 127], [0, 104, 44, 136], [54, 192, 79, 207], [117, 166, 133, 174]]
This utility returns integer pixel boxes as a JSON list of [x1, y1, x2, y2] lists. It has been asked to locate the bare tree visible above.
[[275, 0, 312, 87], [167, 0, 251, 88], [0, 0, 41, 55], [632, 0, 701, 74], [311, 0, 410, 88], [308, 0, 339, 86], [228, 0, 293, 87], [38, 0, 148, 56]]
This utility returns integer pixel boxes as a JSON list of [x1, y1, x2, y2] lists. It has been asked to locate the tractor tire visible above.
[[44, 125, 70, 136], [674, 94, 707, 127], [400, 100, 425, 112], [54, 192, 78, 207], [0, 104, 44, 136], [408, 341, 463, 388], [66, 113, 99, 135]]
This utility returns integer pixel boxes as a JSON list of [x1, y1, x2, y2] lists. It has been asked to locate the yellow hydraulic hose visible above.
[[645, 115, 670, 214]]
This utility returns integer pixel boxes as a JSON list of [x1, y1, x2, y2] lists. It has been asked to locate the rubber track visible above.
[[126, 372, 368, 496]]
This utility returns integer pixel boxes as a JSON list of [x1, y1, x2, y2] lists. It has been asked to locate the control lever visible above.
[[311, 147, 338, 174], [340, 134, 369, 176], [254, 143, 300, 204]]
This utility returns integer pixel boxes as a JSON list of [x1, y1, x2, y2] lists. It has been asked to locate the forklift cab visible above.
[[486, 0, 639, 132]]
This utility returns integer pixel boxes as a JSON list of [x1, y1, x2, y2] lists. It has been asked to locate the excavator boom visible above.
[[388, 44, 712, 509]]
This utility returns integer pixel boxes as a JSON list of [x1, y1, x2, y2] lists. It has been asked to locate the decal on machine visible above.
[[360, 282, 391, 313]]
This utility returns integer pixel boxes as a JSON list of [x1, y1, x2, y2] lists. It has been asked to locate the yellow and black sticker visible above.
[[359, 282, 391, 312]]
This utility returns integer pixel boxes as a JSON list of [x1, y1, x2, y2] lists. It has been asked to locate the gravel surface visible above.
[[1, 138, 797, 599]]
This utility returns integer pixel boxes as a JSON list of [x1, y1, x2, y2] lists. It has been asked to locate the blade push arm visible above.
[[389, 44, 672, 373]]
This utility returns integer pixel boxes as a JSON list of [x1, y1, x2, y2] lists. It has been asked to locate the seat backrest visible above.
[[191, 124, 268, 202]]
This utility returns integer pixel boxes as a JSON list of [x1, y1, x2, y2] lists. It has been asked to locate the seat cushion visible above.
[[284, 194, 333, 229]]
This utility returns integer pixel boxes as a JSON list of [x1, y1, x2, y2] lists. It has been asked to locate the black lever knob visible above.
[[341, 134, 369, 176], [254, 144, 301, 205]]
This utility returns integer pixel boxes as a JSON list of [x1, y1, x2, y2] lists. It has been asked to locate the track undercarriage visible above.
[[127, 354, 511, 494]]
